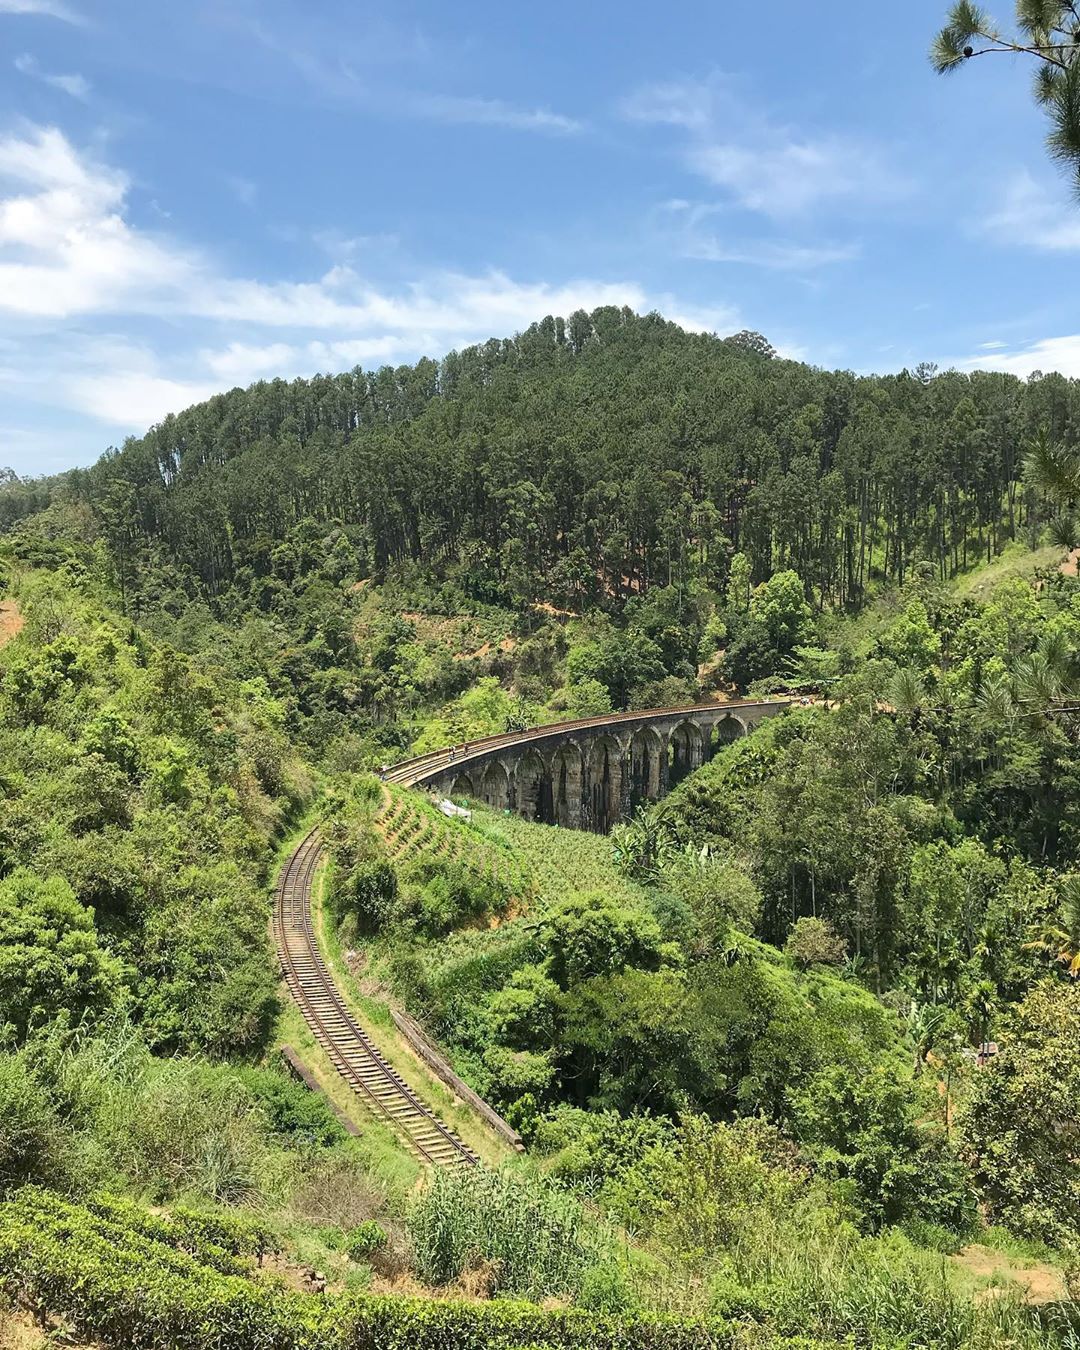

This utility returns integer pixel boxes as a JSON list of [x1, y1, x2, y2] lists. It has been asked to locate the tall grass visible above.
[[409, 1165, 610, 1301], [14, 1019, 290, 1206]]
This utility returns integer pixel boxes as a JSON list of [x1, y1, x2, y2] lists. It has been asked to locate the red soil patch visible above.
[[0, 600, 24, 649], [1060, 547, 1080, 577]]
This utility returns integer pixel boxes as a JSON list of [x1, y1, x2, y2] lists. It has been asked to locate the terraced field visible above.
[[474, 810, 652, 908], [375, 786, 533, 902]]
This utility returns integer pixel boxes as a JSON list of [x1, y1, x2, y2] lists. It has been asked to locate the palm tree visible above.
[[1025, 874, 1080, 978], [1024, 428, 1080, 557]]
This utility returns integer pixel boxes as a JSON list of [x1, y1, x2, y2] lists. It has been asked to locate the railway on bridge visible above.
[[276, 699, 792, 1162], [384, 697, 792, 832]]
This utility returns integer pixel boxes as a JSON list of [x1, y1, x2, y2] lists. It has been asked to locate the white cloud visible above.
[[655, 199, 858, 272], [0, 0, 82, 21], [981, 170, 1080, 252], [413, 94, 582, 134], [67, 370, 223, 429], [14, 52, 90, 98], [623, 75, 906, 219], [683, 229, 857, 271], [951, 335, 1080, 380], [0, 125, 201, 317], [0, 124, 740, 435]]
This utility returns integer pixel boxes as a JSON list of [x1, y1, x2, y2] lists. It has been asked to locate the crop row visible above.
[[377, 790, 532, 899], [0, 1188, 729, 1350]]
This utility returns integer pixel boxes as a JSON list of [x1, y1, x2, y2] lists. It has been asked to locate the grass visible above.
[[375, 787, 531, 903], [949, 539, 1066, 598], [472, 807, 651, 910]]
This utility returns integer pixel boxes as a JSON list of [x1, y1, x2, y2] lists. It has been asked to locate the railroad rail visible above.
[[273, 829, 476, 1167], [382, 697, 790, 788]]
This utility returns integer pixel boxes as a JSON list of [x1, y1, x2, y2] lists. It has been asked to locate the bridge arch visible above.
[[709, 714, 746, 757], [550, 741, 584, 829], [630, 726, 665, 805], [515, 748, 554, 824], [450, 771, 475, 799], [585, 733, 627, 834], [479, 760, 511, 812], [668, 719, 705, 787]]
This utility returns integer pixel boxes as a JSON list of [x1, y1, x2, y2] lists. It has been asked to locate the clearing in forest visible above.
[[0, 599, 23, 648]]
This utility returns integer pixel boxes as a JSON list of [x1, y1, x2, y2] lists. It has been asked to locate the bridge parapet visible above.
[[384, 699, 790, 833]]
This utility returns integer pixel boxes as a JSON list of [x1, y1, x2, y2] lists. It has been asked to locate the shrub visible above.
[[408, 1165, 604, 1301], [0, 1055, 64, 1192], [233, 1063, 347, 1149], [783, 917, 846, 971], [344, 1220, 387, 1262]]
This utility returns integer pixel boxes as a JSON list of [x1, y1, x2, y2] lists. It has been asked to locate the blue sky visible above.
[[2, 0, 1080, 475]]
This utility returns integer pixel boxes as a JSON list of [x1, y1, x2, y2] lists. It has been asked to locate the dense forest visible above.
[[2, 312, 1080, 1350]]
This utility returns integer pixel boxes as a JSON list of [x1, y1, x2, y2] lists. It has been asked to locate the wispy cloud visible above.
[[247, 17, 581, 136], [622, 74, 907, 218], [658, 200, 857, 270], [0, 0, 83, 22], [224, 174, 257, 207], [0, 124, 736, 434], [14, 52, 90, 99], [413, 94, 582, 135], [981, 171, 1080, 252]]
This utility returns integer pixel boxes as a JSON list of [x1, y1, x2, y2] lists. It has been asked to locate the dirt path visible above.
[[951, 1243, 1066, 1304], [0, 599, 23, 649], [1059, 547, 1080, 577]]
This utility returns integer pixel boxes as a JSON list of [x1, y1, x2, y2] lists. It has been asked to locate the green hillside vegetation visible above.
[[3, 308, 1076, 763], [3, 313, 1080, 1347]]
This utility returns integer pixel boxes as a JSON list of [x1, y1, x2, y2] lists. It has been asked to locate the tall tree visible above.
[[933, 3, 1080, 191]]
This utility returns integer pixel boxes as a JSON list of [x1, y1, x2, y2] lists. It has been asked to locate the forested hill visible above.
[[5, 307, 1071, 615]]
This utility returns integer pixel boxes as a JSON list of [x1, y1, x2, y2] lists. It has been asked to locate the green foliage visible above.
[[725, 570, 813, 690], [231, 1063, 348, 1149], [790, 1064, 974, 1232], [408, 1165, 605, 1301], [0, 869, 123, 1040], [962, 978, 1080, 1246], [565, 628, 666, 710], [0, 573, 307, 1057], [0, 1054, 64, 1192], [934, 3, 1080, 199], [344, 1219, 387, 1262], [0, 1185, 727, 1349], [784, 917, 847, 971], [0, 1021, 302, 1205], [540, 891, 671, 989]]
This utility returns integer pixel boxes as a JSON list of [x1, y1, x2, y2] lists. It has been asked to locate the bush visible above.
[[0, 1055, 64, 1191], [408, 1166, 604, 1301], [783, 917, 846, 971], [233, 1063, 347, 1149], [344, 1220, 387, 1262]]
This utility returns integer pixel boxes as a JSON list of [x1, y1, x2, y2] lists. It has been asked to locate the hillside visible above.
[[2, 314, 1080, 1348]]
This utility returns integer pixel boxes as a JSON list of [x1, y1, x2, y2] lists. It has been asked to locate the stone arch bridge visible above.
[[383, 700, 791, 833]]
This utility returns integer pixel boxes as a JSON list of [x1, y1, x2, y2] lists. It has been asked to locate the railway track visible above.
[[381, 697, 789, 788], [273, 829, 477, 1168]]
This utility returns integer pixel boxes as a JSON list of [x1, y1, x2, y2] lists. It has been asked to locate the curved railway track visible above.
[[382, 697, 789, 788], [274, 829, 476, 1167]]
